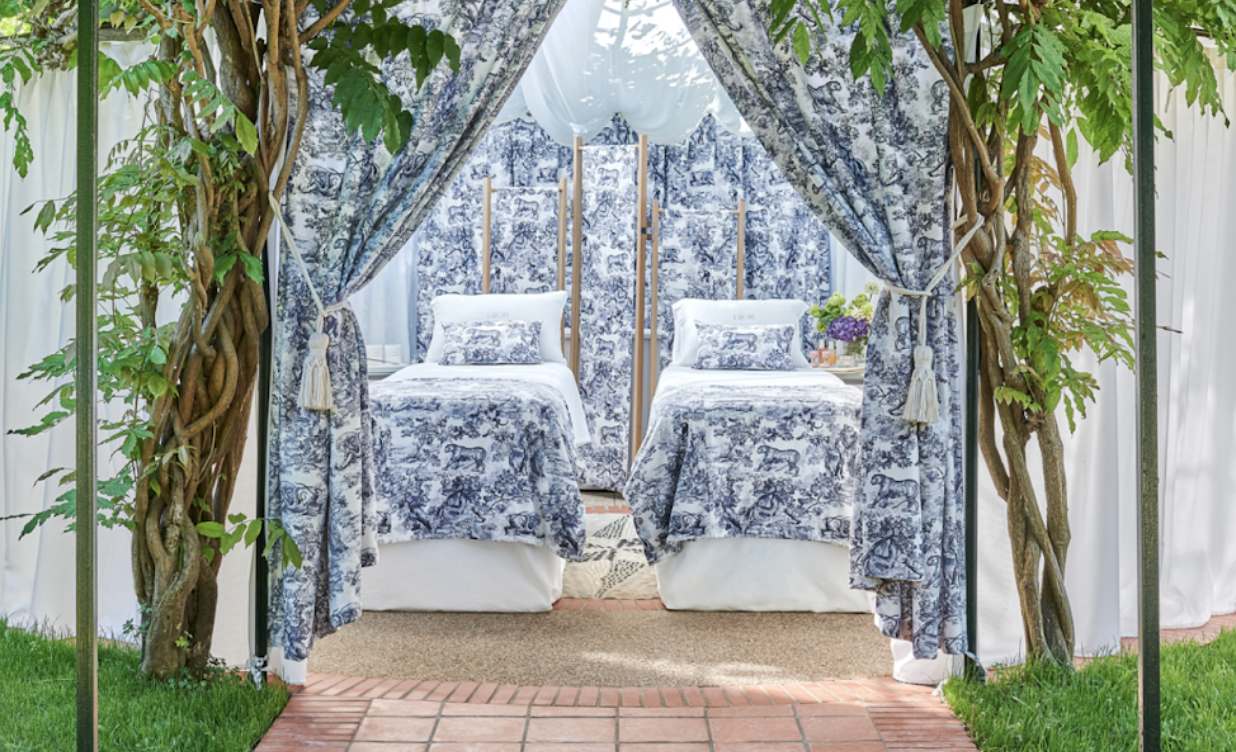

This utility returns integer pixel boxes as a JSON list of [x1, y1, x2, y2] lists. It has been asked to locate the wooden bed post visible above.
[[481, 176, 493, 294], [632, 135, 649, 460], [558, 177, 568, 353], [570, 138, 584, 379], [733, 199, 746, 300], [649, 199, 662, 403]]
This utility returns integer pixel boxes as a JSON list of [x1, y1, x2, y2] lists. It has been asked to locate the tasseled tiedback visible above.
[[885, 215, 988, 426], [298, 331, 334, 411], [902, 344, 940, 424]]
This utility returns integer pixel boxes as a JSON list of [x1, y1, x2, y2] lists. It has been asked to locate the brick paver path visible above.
[[257, 597, 1235, 750], [259, 670, 976, 751]]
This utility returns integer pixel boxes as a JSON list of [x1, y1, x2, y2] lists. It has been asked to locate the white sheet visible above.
[[655, 364, 848, 392], [363, 540, 564, 612], [384, 362, 590, 446], [655, 538, 874, 612]]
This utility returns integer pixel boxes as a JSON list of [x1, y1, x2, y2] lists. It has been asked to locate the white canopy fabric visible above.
[[494, 0, 750, 144]]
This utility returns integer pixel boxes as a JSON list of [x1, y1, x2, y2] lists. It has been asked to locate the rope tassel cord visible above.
[[886, 218, 986, 425], [903, 345, 939, 424], [268, 191, 347, 412], [298, 332, 334, 411]]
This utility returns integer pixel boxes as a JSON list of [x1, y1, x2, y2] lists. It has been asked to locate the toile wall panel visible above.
[[653, 210, 738, 371], [489, 188, 560, 295], [575, 146, 639, 490]]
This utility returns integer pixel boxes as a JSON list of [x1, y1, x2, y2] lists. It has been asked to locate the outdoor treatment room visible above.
[[1, 0, 1234, 750]]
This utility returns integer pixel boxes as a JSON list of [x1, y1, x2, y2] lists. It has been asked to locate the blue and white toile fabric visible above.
[[369, 378, 585, 560], [575, 146, 639, 490], [673, 0, 963, 658], [410, 113, 834, 490], [692, 323, 795, 371], [490, 188, 561, 296], [624, 384, 862, 564], [440, 321, 543, 365], [268, 0, 566, 666]]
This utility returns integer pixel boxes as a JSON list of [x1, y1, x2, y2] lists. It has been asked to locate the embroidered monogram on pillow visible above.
[[439, 320, 544, 365], [692, 322, 796, 371]]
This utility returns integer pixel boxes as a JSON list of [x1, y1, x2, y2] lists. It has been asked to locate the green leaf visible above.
[[147, 372, 168, 398], [221, 528, 244, 555], [1066, 128, 1079, 169], [34, 201, 56, 234], [443, 34, 461, 72], [235, 112, 259, 156], [195, 521, 225, 538], [426, 29, 444, 68], [793, 21, 811, 66], [262, 527, 284, 558], [244, 519, 262, 547], [239, 253, 264, 284], [282, 533, 303, 569], [213, 253, 238, 282]]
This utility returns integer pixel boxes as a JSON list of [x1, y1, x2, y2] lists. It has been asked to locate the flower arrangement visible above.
[[809, 281, 881, 356]]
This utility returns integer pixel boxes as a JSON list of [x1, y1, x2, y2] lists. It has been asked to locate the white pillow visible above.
[[671, 298, 810, 369], [426, 291, 568, 364]]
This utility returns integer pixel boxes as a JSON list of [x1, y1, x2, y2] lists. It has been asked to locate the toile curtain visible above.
[[268, 0, 566, 674], [673, 0, 964, 658]]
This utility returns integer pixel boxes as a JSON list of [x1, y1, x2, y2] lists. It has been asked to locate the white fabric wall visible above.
[[0, 44, 256, 667], [975, 52, 1236, 665]]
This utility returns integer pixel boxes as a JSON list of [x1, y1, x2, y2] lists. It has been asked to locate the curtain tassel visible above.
[[887, 216, 988, 426], [903, 344, 939, 424], [298, 331, 334, 411]]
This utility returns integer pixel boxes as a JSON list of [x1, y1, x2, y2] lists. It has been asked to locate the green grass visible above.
[[944, 628, 1236, 751], [0, 619, 288, 752]]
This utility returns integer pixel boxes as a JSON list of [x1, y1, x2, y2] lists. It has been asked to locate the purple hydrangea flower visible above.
[[824, 315, 870, 343]]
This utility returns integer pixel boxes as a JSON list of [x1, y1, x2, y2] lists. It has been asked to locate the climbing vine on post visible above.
[[774, 0, 1235, 665], [2, 0, 457, 680]]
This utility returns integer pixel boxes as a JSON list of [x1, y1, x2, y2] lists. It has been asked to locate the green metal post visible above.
[[75, 0, 99, 749], [964, 298, 980, 680], [1131, 0, 1160, 750], [254, 244, 272, 685]]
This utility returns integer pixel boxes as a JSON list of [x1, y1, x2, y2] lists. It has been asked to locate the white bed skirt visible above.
[[363, 539, 566, 612], [654, 538, 874, 613]]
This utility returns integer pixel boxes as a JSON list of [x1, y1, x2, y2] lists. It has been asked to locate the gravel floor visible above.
[[307, 609, 892, 686]]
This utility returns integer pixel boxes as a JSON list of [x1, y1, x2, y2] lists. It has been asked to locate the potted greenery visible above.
[[809, 281, 880, 362]]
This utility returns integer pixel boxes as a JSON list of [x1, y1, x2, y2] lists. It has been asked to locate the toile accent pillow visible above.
[[692, 322, 797, 371], [439, 320, 544, 365]]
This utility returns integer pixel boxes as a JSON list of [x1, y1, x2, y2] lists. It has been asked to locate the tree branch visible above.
[[299, 0, 351, 46]]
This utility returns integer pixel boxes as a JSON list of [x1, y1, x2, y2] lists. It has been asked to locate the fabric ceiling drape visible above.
[[494, 0, 750, 144], [673, 0, 963, 658], [269, 0, 567, 679]]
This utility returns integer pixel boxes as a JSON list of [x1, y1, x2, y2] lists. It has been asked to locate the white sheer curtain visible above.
[[975, 50, 1236, 665], [494, 0, 750, 144], [829, 232, 879, 299], [0, 43, 257, 667], [350, 235, 418, 367]]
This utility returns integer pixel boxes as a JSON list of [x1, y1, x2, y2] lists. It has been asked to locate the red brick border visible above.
[[584, 504, 632, 515]]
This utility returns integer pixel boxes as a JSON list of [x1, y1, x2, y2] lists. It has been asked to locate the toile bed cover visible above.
[[625, 366, 863, 564], [369, 363, 590, 562]]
